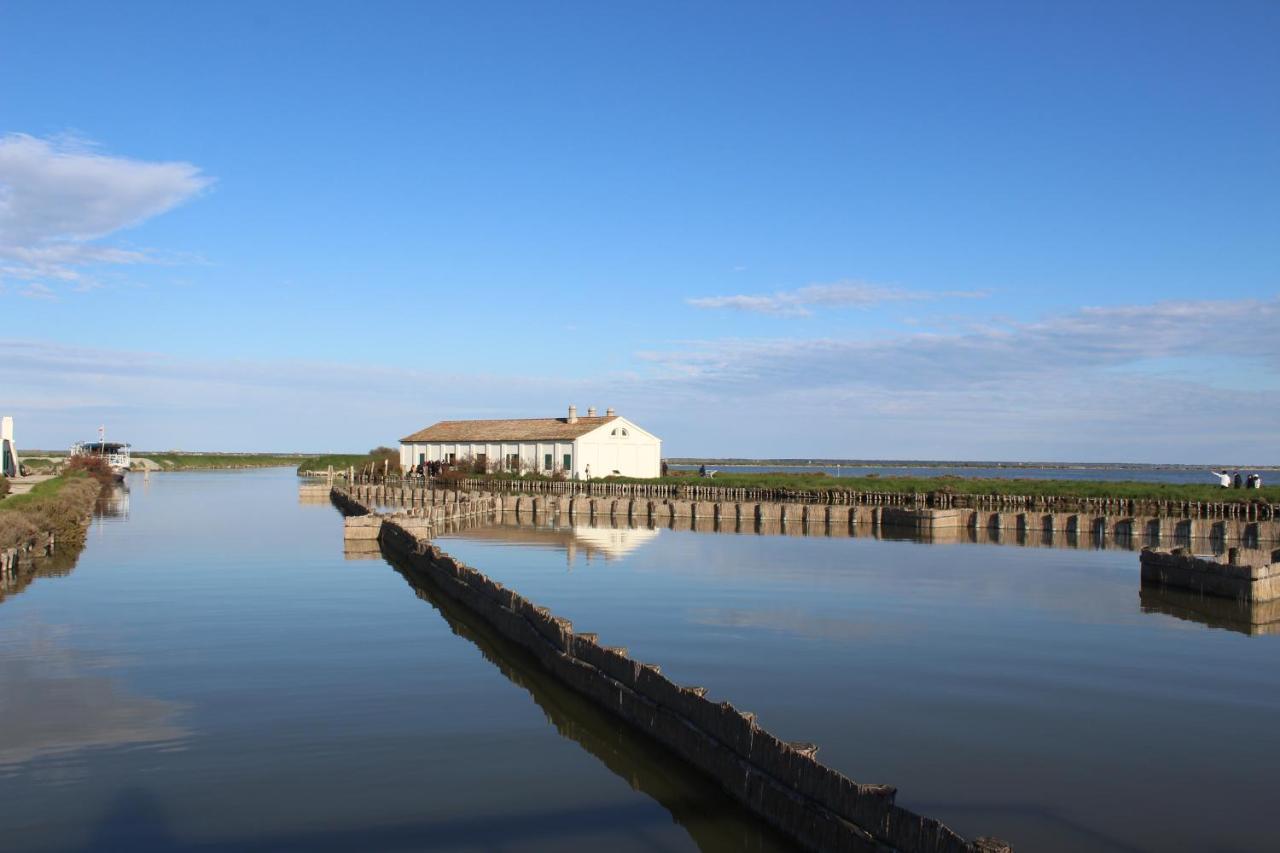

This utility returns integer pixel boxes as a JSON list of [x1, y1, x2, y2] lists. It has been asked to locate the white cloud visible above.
[[686, 280, 989, 316], [0, 133, 211, 291]]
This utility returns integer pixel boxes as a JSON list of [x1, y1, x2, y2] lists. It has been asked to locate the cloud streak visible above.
[[0, 133, 211, 293], [686, 280, 989, 316], [2, 296, 1277, 461]]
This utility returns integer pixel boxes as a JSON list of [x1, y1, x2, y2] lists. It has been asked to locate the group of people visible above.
[[411, 460, 446, 477], [1211, 470, 1264, 489]]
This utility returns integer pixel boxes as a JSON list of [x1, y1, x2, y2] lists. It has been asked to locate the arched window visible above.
[[611, 427, 629, 437]]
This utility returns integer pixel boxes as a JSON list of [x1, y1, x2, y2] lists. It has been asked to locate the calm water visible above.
[[0, 470, 793, 852], [670, 463, 1246, 485], [438, 518, 1280, 852], [5, 471, 1277, 852]]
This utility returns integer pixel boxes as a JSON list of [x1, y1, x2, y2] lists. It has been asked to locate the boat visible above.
[[70, 427, 131, 481]]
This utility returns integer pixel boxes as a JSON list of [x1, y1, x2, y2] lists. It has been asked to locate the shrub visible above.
[[438, 467, 470, 486], [64, 454, 117, 485], [0, 476, 8, 498], [0, 511, 39, 548], [0, 476, 102, 550]]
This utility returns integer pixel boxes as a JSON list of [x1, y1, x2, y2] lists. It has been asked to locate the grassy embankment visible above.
[[449, 470, 1280, 503], [297, 447, 399, 476], [19, 452, 312, 472], [139, 453, 310, 470], [0, 472, 103, 551]]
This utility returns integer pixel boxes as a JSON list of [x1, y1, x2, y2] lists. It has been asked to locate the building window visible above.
[[506, 453, 520, 471], [544, 453, 553, 471], [563, 453, 572, 471], [447, 453, 456, 465], [611, 427, 628, 437], [418, 453, 425, 464]]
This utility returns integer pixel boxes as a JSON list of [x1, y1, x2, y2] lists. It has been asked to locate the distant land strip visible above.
[[668, 458, 1280, 471]]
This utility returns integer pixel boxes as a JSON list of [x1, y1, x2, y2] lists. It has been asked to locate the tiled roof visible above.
[[400, 416, 617, 443]]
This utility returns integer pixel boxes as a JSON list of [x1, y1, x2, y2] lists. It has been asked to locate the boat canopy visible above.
[[74, 441, 131, 453]]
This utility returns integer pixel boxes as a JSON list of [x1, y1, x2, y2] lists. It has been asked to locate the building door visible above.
[[544, 453, 552, 471]]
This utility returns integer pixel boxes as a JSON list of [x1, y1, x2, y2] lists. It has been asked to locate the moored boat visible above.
[[71, 429, 131, 481]]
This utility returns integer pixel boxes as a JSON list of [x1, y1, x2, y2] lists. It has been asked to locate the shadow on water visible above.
[[1140, 582, 1280, 636], [380, 547, 799, 853]]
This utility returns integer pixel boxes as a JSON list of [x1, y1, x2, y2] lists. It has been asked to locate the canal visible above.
[[2, 469, 1277, 851]]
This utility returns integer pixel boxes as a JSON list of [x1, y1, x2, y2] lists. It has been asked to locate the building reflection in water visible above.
[[439, 518, 660, 568]]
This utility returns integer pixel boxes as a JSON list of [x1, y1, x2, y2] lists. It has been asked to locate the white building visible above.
[[1, 416, 20, 478], [399, 405, 661, 479]]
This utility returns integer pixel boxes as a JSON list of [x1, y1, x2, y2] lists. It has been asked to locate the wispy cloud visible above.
[[686, 280, 989, 317], [649, 298, 1280, 387], [3, 296, 1277, 461], [0, 133, 211, 293], [638, 296, 1280, 460]]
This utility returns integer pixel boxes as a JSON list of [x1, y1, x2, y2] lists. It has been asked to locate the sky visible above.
[[0, 1, 1277, 461]]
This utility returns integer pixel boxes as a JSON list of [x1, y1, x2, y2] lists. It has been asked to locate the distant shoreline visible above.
[[667, 459, 1280, 471]]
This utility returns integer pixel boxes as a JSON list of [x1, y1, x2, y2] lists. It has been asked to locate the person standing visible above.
[[1212, 470, 1231, 488], [1233, 471, 1243, 488]]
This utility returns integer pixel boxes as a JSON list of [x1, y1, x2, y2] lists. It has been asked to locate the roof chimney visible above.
[[605, 407, 615, 417], [586, 407, 597, 417], [567, 405, 578, 424]]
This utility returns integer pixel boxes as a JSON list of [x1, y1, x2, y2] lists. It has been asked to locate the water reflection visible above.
[[436, 510, 1231, 556], [436, 517, 660, 564], [382, 549, 797, 853], [0, 625, 188, 770], [1, 484, 130, 605], [1140, 584, 1280, 636], [95, 484, 130, 520]]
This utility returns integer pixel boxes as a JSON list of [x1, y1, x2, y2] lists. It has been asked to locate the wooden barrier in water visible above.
[[336, 484, 1280, 547]]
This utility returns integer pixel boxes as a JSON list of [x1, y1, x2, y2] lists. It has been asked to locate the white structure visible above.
[[1, 416, 20, 478], [400, 405, 661, 479]]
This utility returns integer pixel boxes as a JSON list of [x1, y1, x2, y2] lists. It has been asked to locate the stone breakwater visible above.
[[329, 486, 1010, 853], [1140, 547, 1280, 603], [338, 483, 1280, 546], [360, 474, 1279, 524]]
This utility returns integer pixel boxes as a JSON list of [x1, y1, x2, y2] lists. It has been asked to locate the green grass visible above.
[[0, 472, 84, 509], [297, 451, 398, 475], [140, 453, 310, 470], [538, 470, 1278, 503]]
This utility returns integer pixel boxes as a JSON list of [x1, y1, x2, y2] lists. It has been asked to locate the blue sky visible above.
[[1, 1, 1277, 461]]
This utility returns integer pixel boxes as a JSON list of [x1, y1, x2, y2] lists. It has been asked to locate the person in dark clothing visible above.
[[699, 464, 707, 477], [1233, 471, 1243, 488]]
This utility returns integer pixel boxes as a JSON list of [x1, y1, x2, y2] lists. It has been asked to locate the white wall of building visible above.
[[400, 440, 578, 474], [573, 418, 661, 479], [398, 417, 660, 479]]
